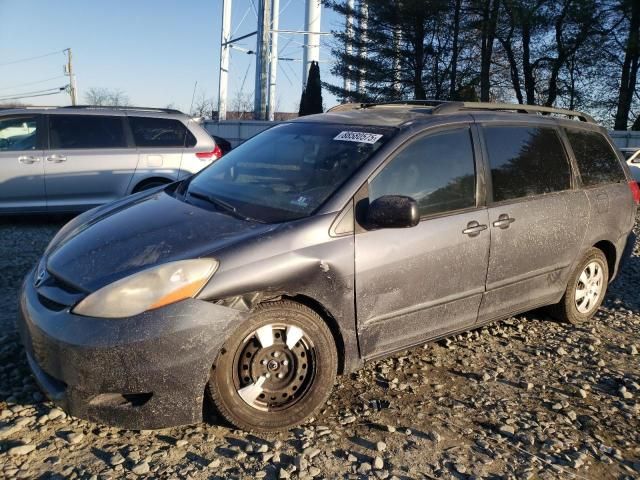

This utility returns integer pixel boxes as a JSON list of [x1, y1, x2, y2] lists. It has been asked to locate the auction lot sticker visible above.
[[333, 131, 383, 144]]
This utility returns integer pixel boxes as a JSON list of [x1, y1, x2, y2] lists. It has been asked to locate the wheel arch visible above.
[[593, 239, 617, 281], [131, 176, 173, 193], [281, 294, 347, 375], [214, 292, 352, 376]]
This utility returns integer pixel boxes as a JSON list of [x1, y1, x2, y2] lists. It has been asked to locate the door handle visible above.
[[493, 214, 515, 229], [46, 155, 67, 163], [462, 220, 488, 237], [18, 155, 41, 164]]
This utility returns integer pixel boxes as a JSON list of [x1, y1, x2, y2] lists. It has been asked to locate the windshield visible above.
[[187, 122, 394, 222]]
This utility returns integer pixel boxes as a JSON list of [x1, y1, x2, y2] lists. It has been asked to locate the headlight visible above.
[[73, 259, 218, 318]]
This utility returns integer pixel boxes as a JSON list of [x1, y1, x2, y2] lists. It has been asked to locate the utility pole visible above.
[[343, 0, 355, 101], [218, 0, 232, 120], [254, 0, 271, 120], [302, 0, 322, 88], [267, 0, 280, 121], [64, 48, 77, 106]]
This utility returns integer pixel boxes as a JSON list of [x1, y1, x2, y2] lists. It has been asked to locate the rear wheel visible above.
[[206, 300, 337, 432], [550, 248, 609, 324]]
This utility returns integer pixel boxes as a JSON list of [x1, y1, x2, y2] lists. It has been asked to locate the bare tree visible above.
[[190, 92, 215, 118], [614, 0, 640, 129], [84, 87, 130, 106], [231, 90, 254, 120]]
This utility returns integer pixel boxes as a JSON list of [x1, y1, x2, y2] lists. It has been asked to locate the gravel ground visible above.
[[0, 213, 639, 480]]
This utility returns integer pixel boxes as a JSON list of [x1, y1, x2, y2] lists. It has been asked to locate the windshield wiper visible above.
[[187, 190, 262, 223]]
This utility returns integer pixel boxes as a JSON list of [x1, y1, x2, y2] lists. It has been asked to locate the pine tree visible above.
[[299, 61, 324, 116]]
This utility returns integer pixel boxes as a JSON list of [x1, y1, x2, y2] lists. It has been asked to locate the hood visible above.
[[46, 189, 277, 292]]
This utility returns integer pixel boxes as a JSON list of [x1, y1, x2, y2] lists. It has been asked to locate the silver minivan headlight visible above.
[[72, 259, 218, 318]]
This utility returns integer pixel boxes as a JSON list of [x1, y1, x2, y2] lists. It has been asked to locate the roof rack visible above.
[[439, 101, 595, 124], [327, 100, 595, 123], [62, 105, 184, 114], [0, 106, 61, 110]]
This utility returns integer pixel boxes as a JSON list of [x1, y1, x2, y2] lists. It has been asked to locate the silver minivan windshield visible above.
[[186, 122, 395, 222]]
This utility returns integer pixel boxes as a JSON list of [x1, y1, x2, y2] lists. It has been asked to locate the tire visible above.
[[549, 247, 609, 325], [206, 300, 337, 432]]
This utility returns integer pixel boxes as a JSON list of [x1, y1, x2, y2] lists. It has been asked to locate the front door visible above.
[[0, 114, 45, 213], [355, 125, 490, 359], [44, 114, 137, 210], [477, 124, 588, 323]]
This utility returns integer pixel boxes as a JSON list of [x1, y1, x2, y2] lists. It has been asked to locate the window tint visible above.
[[188, 122, 393, 222], [185, 129, 197, 148], [484, 126, 571, 202], [129, 117, 187, 147], [0, 116, 38, 151], [369, 128, 476, 217], [49, 115, 126, 149], [565, 129, 625, 186]]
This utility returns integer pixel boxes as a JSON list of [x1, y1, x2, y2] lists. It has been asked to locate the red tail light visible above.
[[629, 180, 640, 205], [196, 145, 223, 160]]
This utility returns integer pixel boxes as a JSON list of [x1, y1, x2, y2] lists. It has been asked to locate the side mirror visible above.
[[366, 195, 420, 229]]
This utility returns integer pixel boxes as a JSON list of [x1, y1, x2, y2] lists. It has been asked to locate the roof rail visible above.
[[0, 106, 61, 110], [326, 103, 361, 112], [327, 100, 595, 124], [443, 101, 596, 124], [62, 105, 184, 114], [360, 99, 456, 109]]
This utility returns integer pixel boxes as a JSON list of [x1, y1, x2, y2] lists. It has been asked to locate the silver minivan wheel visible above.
[[574, 261, 605, 314]]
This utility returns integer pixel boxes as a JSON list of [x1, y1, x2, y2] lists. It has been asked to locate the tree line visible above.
[[325, 0, 640, 130]]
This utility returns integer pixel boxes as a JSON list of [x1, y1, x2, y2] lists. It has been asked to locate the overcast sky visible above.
[[0, 0, 342, 112]]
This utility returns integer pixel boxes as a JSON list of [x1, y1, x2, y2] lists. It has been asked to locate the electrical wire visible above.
[[0, 87, 67, 102], [231, 5, 253, 38], [248, 0, 258, 18], [0, 49, 65, 67], [0, 75, 67, 92], [0, 85, 67, 100]]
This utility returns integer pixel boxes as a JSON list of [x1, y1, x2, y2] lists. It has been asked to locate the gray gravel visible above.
[[1, 213, 639, 479]]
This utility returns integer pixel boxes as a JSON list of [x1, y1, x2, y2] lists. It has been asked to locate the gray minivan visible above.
[[18, 101, 639, 432], [0, 106, 220, 213]]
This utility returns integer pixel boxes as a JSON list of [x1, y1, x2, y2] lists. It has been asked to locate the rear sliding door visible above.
[[44, 114, 137, 210], [477, 123, 588, 323]]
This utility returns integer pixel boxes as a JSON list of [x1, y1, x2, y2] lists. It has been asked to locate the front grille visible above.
[[36, 270, 86, 309]]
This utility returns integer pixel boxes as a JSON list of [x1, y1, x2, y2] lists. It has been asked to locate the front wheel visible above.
[[550, 247, 609, 324], [206, 300, 337, 432]]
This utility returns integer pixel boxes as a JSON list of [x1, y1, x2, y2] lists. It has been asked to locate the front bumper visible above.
[[18, 269, 247, 430]]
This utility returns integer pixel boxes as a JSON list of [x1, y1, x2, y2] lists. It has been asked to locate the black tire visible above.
[[206, 300, 337, 432], [132, 179, 169, 193], [549, 247, 609, 325]]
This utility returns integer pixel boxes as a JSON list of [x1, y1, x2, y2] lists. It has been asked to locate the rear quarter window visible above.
[[129, 117, 188, 148], [483, 125, 572, 202], [565, 129, 625, 186]]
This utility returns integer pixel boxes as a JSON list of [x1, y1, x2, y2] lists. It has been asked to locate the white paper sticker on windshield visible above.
[[333, 131, 383, 144]]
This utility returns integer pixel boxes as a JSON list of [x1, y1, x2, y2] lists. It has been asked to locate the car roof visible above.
[[294, 101, 604, 132], [0, 105, 190, 120]]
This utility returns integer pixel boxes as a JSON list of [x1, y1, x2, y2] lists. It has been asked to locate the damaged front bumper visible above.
[[17, 269, 247, 430]]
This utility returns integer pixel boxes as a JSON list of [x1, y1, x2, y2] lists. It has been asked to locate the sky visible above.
[[0, 0, 343, 113]]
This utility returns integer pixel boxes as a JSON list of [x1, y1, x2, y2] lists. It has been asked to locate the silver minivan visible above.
[[0, 106, 220, 213]]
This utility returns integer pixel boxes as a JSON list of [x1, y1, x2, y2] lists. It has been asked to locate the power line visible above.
[[0, 85, 68, 99], [0, 75, 67, 92], [0, 87, 67, 102], [0, 49, 65, 67]]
